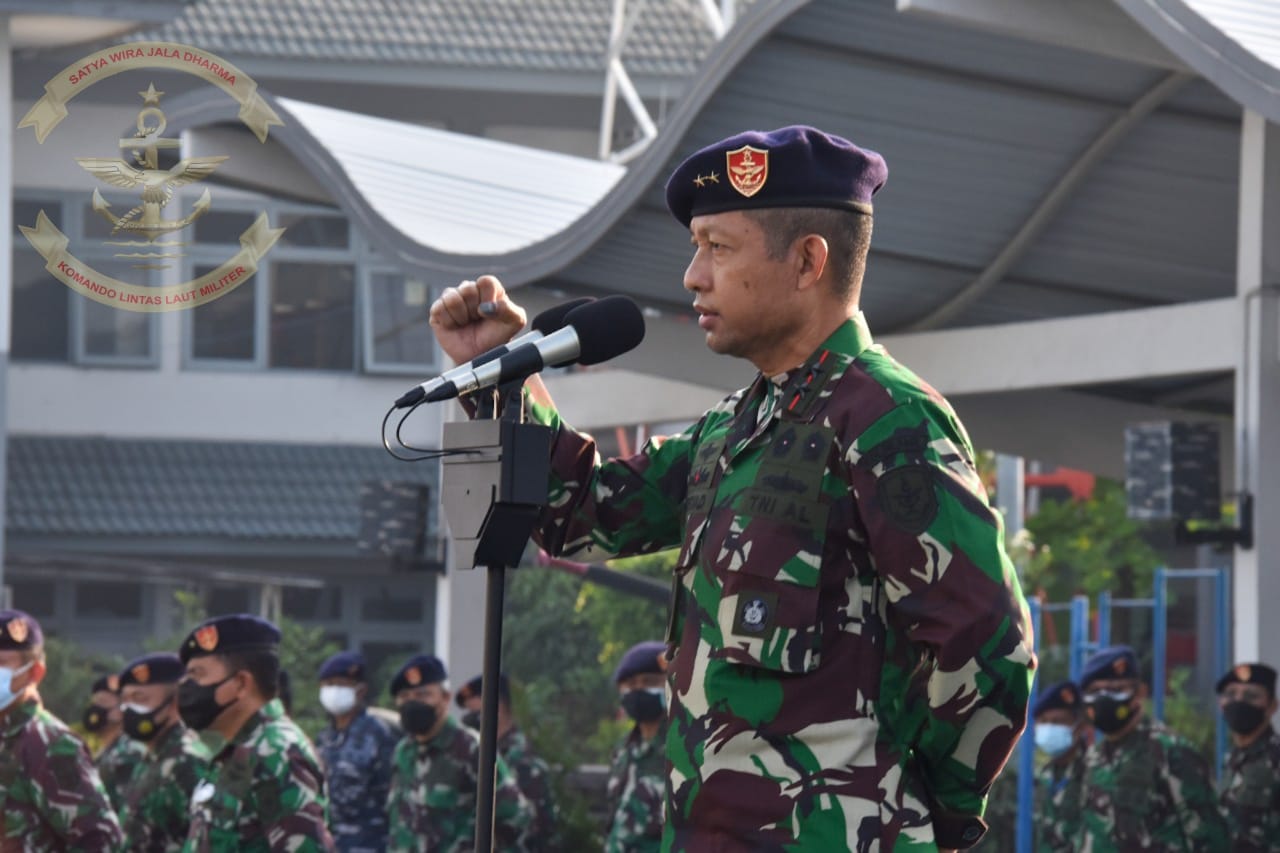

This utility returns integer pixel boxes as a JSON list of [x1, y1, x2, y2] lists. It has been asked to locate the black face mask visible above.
[[620, 688, 665, 723], [82, 703, 112, 733], [400, 700, 438, 736], [1086, 691, 1138, 734], [461, 710, 481, 730], [1222, 700, 1268, 736], [123, 699, 173, 743], [177, 675, 235, 731]]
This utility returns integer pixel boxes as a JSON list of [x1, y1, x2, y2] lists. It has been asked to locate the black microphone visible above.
[[394, 297, 594, 408], [423, 295, 645, 402]]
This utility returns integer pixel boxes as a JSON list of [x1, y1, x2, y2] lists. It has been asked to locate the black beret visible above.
[[179, 614, 281, 664], [1216, 662, 1277, 697], [0, 610, 42, 652], [613, 641, 668, 684], [318, 651, 367, 682], [91, 673, 121, 694], [1081, 645, 1141, 689], [390, 654, 447, 696], [665, 125, 887, 229], [119, 653, 185, 688], [1031, 680, 1083, 718], [455, 672, 510, 707]]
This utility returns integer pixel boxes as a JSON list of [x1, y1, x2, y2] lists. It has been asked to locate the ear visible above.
[[794, 234, 829, 292]]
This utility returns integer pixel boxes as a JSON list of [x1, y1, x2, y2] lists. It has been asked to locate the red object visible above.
[[1026, 468, 1096, 501]]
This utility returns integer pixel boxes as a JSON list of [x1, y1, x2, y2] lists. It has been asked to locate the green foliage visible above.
[[1163, 666, 1216, 763], [38, 635, 125, 747]]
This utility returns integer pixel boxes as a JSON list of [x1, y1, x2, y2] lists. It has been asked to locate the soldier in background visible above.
[[1216, 662, 1280, 852], [1078, 645, 1228, 851], [178, 613, 334, 851], [315, 651, 399, 853], [457, 671, 560, 852], [1030, 680, 1091, 852], [0, 609, 123, 849], [116, 652, 208, 852], [86, 670, 146, 813], [386, 654, 531, 852], [605, 641, 668, 853]]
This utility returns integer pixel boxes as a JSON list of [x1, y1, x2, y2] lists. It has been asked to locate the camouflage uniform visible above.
[[0, 696, 123, 850], [1038, 749, 1086, 853], [119, 721, 209, 852], [971, 768, 1016, 852], [500, 725, 560, 852], [386, 714, 531, 852], [605, 721, 667, 853], [315, 706, 399, 852], [98, 729, 147, 812], [1079, 715, 1229, 851], [184, 698, 334, 852], [528, 314, 1036, 849], [1219, 725, 1280, 852]]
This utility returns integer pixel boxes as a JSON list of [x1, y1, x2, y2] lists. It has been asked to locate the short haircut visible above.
[[745, 207, 872, 302], [219, 648, 279, 700]]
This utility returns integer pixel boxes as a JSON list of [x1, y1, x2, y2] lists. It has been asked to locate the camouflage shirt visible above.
[[1038, 748, 1086, 853], [98, 729, 147, 813], [183, 698, 334, 852], [386, 715, 532, 853], [119, 721, 209, 852], [0, 697, 123, 851], [1219, 725, 1280, 852], [605, 722, 667, 853], [1079, 716, 1229, 852], [315, 707, 399, 853], [500, 725, 560, 852], [528, 314, 1036, 850]]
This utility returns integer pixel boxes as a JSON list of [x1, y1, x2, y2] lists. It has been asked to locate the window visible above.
[[11, 580, 56, 618], [75, 581, 143, 619], [191, 263, 257, 361], [276, 212, 349, 249], [12, 252, 69, 361], [364, 271, 437, 372], [78, 257, 156, 363], [206, 585, 252, 614], [360, 585, 424, 622], [269, 261, 355, 370], [283, 586, 342, 621]]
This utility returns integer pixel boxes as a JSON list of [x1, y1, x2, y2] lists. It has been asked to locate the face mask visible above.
[[1085, 690, 1138, 734], [461, 710, 481, 730], [1222, 700, 1268, 736], [177, 674, 236, 731], [82, 703, 113, 733], [319, 685, 358, 717], [399, 700, 438, 736], [1034, 723, 1075, 758], [123, 701, 169, 742], [0, 663, 34, 712], [620, 687, 666, 723]]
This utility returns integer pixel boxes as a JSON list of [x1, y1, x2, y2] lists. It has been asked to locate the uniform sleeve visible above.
[[34, 730, 124, 849], [604, 760, 665, 853], [1163, 739, 1229, 852], [253, 744, 336, 852], [846, 400, 1036, 845], [385, 740, 411, 849], [493, 754, 534, 847], [524, 392, 697, 560]]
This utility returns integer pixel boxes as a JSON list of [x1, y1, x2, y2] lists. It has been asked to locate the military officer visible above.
[[386, 654, 531, 852], [456, 671, 560, 851], [430, 125, 1037, 851], [1216, 662, 1280, 852], [86, 670, 147, 812], [1078, 645, 1228, 851], [1031, 680, 1091, 852], [117, 651, 209, 852], [605, 641, 668, 853], [0, 609, 123, 849], [178, 613, 334, 852], [315, 650, 399, 853]]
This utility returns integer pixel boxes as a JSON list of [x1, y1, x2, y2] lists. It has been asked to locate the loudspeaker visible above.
[[1124, 422, 1220, 521]]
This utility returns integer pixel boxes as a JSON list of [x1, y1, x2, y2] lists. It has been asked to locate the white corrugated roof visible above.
[[1182, 0, 1280, 72], [277, 98, 625, 255]]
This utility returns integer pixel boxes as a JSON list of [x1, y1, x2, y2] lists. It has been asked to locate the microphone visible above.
[[423, 295, 645, 403], [394, 297, 593, 408]]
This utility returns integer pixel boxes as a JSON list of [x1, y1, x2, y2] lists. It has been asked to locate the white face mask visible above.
[[0, 662, 34, 711], [319, 684, 358, 716]]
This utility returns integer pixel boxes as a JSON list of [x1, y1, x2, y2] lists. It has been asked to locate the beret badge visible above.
[[1236, 664, 1252, 682], [195, 625, 219, 652], [7, 617, 28, 644], [726, 145, 768, 198], [132, 664, 151, 684], [406, 666, 422, 687], [1113, 657, 1127, 676], [1061, 686, 1074, 704]]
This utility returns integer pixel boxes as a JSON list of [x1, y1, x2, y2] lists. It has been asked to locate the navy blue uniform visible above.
[[316, 708, 400, 852]]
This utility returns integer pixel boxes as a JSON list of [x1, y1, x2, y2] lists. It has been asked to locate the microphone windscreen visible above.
[[567, 295, 646, 366], [531, 297, 594, 335]]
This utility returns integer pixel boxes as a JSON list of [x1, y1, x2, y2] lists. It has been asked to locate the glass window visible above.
[[11, 580, 56, 618], [13, 199, 61, 234], [366, 272, 436, 370], [360, 586, 424, 622], [277, 211, 349, 249], [269, 261, 355, 370], [76, 256, 155, 361], [206, 585, 251, 614], [75, 581, 143, 619], [12, 252, 69, 362], [191, 263, 257, 361], [194, 210, 259, 245], [283, 586, 342, 621]]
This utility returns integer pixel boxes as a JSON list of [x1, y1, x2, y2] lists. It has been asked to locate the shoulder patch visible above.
[[878, 465, 938, 534]]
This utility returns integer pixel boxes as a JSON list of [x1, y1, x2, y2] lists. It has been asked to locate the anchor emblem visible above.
[[76, 83, 227, 268]]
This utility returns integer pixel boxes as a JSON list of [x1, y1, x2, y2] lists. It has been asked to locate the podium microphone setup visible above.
[[385, 294, 646, 851]]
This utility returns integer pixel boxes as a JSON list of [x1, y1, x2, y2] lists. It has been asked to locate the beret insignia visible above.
[[7, 617, 28, 644], [1113, 657, 1127, 676], [656, 651, 668, 674], [1061, 686, 1074, 704], [348, 664, 359, 677], [726, 145, 768, 198], [132, 664, 151, 684], [195, 625, 219, 652], [406, 666, 422, 687], [107, 674, 119, 692], [1236, 664, 1252, 682]]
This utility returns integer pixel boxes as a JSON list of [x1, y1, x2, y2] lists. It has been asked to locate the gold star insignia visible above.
[[139, 83, 164, 106], [707, 171, 720, 184], [693, 175, 706, 188]]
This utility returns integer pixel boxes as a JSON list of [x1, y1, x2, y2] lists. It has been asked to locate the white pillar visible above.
[[1232, 110, 1280, 664], [0, 16, 12, 609]]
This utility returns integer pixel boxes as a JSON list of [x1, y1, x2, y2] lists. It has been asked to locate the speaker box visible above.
[[1124, 422, 1221, 521]]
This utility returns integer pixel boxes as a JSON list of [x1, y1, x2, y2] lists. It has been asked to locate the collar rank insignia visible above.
[[726, 145, 768, 198], [195, 625, 219, 652]]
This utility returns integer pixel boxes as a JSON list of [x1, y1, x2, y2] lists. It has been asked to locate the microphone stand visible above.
[[439, 380, 551, 852]]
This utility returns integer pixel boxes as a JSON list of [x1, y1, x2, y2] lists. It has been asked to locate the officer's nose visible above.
[[684, 247, 709, 294]]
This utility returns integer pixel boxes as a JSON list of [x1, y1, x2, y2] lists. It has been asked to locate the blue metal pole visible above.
[[1016, 597, 1042, 853], [1098, 590, 1112, 649], [1214, 567, 1230, 779], [1153, 568, 1167, 721], [1070, 595, 1089, 683]]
